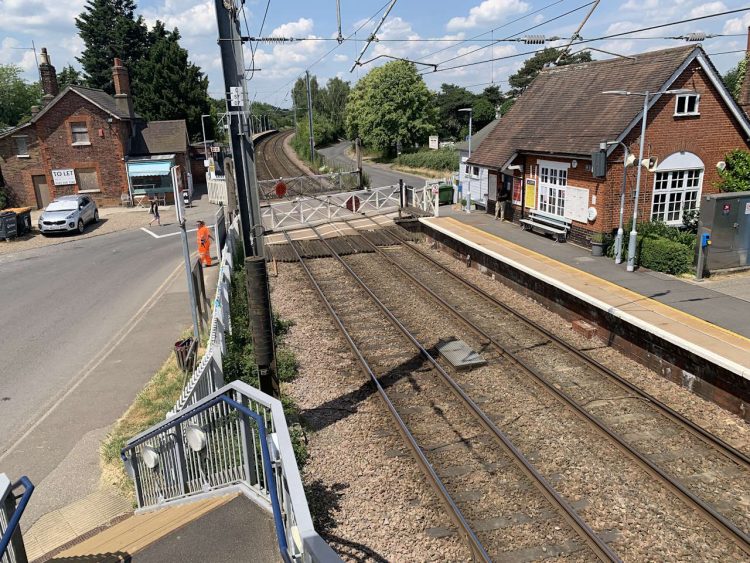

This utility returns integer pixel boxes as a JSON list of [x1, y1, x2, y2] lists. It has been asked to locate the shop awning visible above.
[[128, 160, 172, 177]]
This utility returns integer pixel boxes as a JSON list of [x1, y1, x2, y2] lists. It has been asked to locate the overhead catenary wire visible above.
[[349, 0, 399, 72], [420, 6, 750, 75]]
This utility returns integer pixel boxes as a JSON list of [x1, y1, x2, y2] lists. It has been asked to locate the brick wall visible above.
[[0, 127, 47, 208], [493, 59, 750, 245]]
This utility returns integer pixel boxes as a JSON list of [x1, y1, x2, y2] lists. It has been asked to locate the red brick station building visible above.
[[0, 49, 189, 209], [469, 45, 750, 244]]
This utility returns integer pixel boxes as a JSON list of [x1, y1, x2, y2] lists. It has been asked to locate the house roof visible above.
[[468, 46, 743, 169], [130, 120, 189, 155], [455, 118, 500, 153]]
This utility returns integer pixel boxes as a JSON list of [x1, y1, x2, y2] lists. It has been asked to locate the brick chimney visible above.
[[112, 58, 134, 121], [739, 26, 750, 116], [39, 47, 59, 104]]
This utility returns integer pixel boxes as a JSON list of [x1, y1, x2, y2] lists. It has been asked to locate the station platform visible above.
[[416, 208, 750, 418]]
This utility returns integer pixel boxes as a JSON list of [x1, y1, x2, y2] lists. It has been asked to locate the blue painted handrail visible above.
[[121, 394, 291, 563], [0, 476, 34, 560]]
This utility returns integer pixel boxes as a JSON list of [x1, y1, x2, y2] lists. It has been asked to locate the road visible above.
[[0, 194, 221, 526], [318, 140, 427, 188]]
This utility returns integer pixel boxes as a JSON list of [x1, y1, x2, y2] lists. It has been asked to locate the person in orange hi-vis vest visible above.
[[196, 220, 214, 267]]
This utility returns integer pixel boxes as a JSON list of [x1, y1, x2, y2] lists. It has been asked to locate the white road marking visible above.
[[140, 225, 215, 239]]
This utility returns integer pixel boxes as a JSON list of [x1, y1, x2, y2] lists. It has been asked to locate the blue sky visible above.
[[1, 0, 749, 108]]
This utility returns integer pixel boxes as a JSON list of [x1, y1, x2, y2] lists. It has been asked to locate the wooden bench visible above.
[[520, 209, 572, 242]]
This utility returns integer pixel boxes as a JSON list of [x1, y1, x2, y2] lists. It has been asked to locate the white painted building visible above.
[[456, 117, 500, 209]]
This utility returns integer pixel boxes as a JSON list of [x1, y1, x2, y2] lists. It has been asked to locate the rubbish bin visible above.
[[12, 207, 32, 236], [174, 338, 194, 371], [438, 184, 454, 205], [0, 212, 18, 241]]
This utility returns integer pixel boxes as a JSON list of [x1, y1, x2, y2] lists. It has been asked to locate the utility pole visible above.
[[305, 70, 315, 163], [214, 0, 278, 398], [213, 0, 263, 257]]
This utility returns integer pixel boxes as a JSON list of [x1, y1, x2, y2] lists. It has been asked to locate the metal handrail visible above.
[[0, 476, 34, 562], [122, 394, 290, 562]]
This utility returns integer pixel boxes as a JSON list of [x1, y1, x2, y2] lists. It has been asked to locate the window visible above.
[[70, 122, 90, 144], [76, 168, 99, 192], [13, 136, 29, 157], [538, 161, 568, 216], [472, 166, 480, 178], [674, 94, 700, 116], [651, 168, 702, 224]]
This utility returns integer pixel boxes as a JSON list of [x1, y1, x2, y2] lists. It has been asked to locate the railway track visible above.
[[285, 229, 620, 562], [255, 129, 305, 182], [283, 222, 750, 560]]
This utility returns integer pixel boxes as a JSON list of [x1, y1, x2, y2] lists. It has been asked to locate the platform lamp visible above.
[[458, 107, 473, 213], [602, 89, 695, 271]]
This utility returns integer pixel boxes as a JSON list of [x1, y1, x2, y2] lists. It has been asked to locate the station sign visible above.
[[429, 136, 439, 150]]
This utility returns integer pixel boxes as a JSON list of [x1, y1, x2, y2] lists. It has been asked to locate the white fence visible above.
[[207, 176, 228, 205]]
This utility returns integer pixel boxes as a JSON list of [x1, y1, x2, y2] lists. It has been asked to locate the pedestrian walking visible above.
[[196, 219, 213, 266], [148, 196, 161, 226], [494, 181, 510, 221]]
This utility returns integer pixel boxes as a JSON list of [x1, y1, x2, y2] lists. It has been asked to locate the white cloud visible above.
[[0, 0, 85, 30], [272, 17, 314, 38], [446, 0, 530, 31], [144, 1, 216, 37], [688, 1, 726, 19], [724, 14, 750, 34], [334, 54, 348, 62]]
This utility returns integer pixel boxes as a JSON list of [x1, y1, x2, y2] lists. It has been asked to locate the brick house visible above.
[[0, 50, 189, 209], [468, 45, 750, 245]]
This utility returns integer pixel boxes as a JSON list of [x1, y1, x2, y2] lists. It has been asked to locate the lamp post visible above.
[[201, 113, 211, 157], [458, 107, 473, 213], [602, 140, 631, 264], [602, 89, 695, 271]]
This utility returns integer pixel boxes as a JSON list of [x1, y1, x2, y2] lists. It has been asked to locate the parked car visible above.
[[38, 195, 99, 235]]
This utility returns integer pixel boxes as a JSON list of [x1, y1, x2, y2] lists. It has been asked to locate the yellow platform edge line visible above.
[[432, 216, 750, 348]]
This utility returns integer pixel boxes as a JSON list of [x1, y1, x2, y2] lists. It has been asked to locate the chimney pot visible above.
[[740, 27, 750, 117]]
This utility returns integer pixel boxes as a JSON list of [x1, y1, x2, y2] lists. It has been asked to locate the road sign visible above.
[[274, 181, 287, 197], [230, 86, 243, 107], [346, 195, 361, 212], [210, 146, 221, 153]]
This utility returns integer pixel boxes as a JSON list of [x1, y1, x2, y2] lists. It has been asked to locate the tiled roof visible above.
[[455, 118, 501, 153], [468, 46, 698, 169], [69, 86, 139, 120], [130, 120, 189, 155]]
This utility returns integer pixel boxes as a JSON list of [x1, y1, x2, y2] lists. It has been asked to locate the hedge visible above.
[[395, 147, 459, 171], [639, 236, 694, 275]]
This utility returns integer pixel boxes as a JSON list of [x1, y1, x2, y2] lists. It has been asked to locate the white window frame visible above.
[[650, 167, 703, 225], [13, 135, 29, 158], [674, 94, 700, 117], [471, 165, 480, 179], [537, 160, 569, 217], [70, 121, 90, 145]]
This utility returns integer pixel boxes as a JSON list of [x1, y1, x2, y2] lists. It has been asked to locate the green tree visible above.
[[292, 75, 319, 113], [345, 60, 436, 154], [508, 47, 592, 94], [319, 77, 350, 136], [482, 84, 504, 108], [716, 149, 750, 192], [723, 57, 747, 102], [0, 65, 41, 129], [75, 0, 149, 93], [434, 83, 476, 140], [131, 22, 210, 139], [58, 65, 83, 90]]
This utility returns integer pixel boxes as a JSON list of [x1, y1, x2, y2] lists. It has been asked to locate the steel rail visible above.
[[282, 231, 492, 563], [349, 224, 750, 555], [384, 225, 750, 470], [306, 227, 621, 563]]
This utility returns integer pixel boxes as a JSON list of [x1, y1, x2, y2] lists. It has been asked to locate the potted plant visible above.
[[591, 232, 606, 257]]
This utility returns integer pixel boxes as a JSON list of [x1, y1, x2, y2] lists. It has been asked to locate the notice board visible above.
[[563, 185, 590, 223], [524, 178, 536, 209]]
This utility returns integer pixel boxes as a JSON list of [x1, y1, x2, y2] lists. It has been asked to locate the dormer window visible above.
[[70, 121, 90, 145], [674, 94, 700, 117]]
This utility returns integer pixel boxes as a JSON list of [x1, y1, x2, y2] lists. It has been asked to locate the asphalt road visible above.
[[318, 141, 426, 188], [0, 196, 221, 525]]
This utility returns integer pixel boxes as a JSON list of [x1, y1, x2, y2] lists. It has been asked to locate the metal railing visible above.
[[170, 216, 240, 416], [1, 474, 33, 563], [122, 382, 339, 563], [258, 170, 360, 201], [261, 184, 402, 231]]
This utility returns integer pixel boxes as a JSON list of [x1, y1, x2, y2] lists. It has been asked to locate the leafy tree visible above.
[[716, 149, 750, 192], [319, 77, 350, 135], [499, 97, 516, 116], [292, 75, 319, 113], [0, 65, 41, 129], [75, 0, 149, 93], [723, 57, 747, 102], [58, 65, 83, 90], [345, 60, 436, 154], [131, 22, 210, 139], [508, 47, 592, 94], [434, 83, 476, 140], [482, 84, 504, 108]]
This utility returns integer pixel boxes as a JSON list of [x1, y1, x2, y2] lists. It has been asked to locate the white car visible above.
[[38, 195, 99, 235]]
